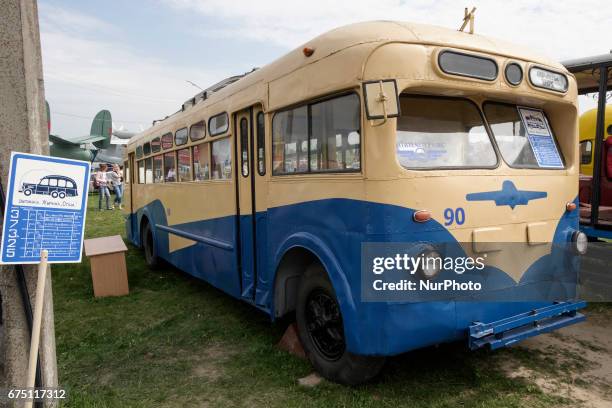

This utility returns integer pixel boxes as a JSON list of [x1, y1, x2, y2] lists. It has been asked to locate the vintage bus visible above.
[[124, 21, 587, 384]]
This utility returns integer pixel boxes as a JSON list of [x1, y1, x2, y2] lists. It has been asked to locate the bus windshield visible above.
[[483, 102, 564, 168], [396, 96, 497, 169]]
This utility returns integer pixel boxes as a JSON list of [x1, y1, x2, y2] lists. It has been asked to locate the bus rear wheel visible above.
[[141, 221, 159, 268], [296, 264, 385, 385]]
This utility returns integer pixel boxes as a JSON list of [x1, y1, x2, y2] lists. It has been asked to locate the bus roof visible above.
[[129, 20, 568, 147]]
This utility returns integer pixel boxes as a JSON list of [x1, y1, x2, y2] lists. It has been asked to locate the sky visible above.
[[39, 0, 612, 138]]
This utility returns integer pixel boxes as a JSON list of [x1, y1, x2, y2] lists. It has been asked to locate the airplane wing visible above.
[[49, 134, 106, 146], [49, 134, 78, 146], [71, 134, 107, 144]]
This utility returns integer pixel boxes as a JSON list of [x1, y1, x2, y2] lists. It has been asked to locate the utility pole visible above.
[[0, 0, 59, 406]]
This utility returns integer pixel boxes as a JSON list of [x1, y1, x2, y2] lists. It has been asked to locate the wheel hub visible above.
[[305, 289, 345, 361]]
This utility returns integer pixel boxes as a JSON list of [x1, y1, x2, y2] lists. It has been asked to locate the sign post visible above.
[[0, 152, 90, 405], [25, 249, 48, 408]]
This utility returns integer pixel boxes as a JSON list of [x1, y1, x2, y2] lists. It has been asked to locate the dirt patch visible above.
[[190, 343, 237, 382], [503, 308, 612, 408]]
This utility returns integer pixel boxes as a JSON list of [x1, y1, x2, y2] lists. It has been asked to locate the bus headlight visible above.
[[419, 249, 442, 279], [571, 231, 588, 255]]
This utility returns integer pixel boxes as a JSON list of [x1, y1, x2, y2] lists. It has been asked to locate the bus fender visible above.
[[136, 200, 168, 250], [272, 232, 360, 349]]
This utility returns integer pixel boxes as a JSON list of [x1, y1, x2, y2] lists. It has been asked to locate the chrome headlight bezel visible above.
[[571, 231, 588, 255], [418, 249, 443, 279]]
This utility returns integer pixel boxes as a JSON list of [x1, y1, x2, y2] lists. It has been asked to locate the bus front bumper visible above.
[[468, 300, 586, 350]]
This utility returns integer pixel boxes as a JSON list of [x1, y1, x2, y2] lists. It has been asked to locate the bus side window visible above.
[[177, 148, 192, 182], [161, 133, 173, 149], [190, 121, 206, 141], [138, 160, 145, 184], [272, 93, 360, 174], [240, 117, 249, 177], [193, 143, 210, 181], [153, 155, 163, 183], [151, 137, 161, 153], [143, 142, 151, 156], [164, 152, 176, 182], [257, 112, 265, 175], [209, 113, 229, 136], [310, 93, 361, 171], [272, 106, 308, 174], [212, 138, 231, 179], [175, 127, 188, 146], [145, 158, 153, 184]]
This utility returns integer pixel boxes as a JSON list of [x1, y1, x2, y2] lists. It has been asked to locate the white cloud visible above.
[[39, 2, 224, 137], [164, 0, 612, 60], [39, 3, 114, 35], [41, 0, 612, 137], [163, 0, 612, 114]]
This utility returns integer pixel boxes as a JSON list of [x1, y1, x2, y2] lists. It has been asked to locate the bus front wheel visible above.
[[141, 222, 160, 268], [296, 263, 385, 385]]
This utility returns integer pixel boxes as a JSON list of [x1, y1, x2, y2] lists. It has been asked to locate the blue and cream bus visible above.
[[124, 21, 587, 384]]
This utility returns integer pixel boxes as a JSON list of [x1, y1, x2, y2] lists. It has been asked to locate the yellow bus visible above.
[[124, 21, 587, 384], [579, 105, 612, 176]]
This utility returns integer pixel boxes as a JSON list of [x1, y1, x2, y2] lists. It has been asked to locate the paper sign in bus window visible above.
[[396, 142, 449, 164], [517, 107, 564, 168]]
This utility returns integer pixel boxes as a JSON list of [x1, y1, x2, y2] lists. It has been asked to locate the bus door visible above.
[[235, 105, 267, 303], [124, 152, 135, 241], [126, 152, 134, 213]]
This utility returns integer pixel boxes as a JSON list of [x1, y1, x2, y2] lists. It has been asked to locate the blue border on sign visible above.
[[1, 152, 91, 264]]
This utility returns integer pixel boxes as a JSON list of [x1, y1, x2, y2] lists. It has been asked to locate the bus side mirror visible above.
[[363, 80, 400, 123]]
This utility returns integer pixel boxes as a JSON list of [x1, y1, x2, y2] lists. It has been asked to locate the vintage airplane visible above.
[[47, 101, 137, 164]]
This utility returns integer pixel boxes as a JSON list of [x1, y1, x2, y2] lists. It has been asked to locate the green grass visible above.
[[53, 198, 599, 407]]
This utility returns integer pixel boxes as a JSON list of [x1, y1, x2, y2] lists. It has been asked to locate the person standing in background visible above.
[[109, 163, 124, 210], [95, 163, 111, 210]]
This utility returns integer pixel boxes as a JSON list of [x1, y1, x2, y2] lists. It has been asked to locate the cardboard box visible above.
[[84, 235, 129, 297]]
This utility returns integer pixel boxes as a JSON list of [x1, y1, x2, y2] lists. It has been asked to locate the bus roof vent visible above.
[[180, 68, 259, 112], [181, 97, 197, 112]]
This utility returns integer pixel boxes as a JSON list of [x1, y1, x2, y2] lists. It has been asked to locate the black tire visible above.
[[141, 221, 160, 268], [23, 189, 32, 196], [296, 263, 385, 385], [58, 191, 66, 199], [51, 191, 58, 198]]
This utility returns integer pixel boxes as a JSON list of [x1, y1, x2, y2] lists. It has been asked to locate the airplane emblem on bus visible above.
[[465, 180, 547, 209]]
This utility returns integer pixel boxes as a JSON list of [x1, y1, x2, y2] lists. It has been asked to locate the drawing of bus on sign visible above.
[[19, 175, 79, 199]]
